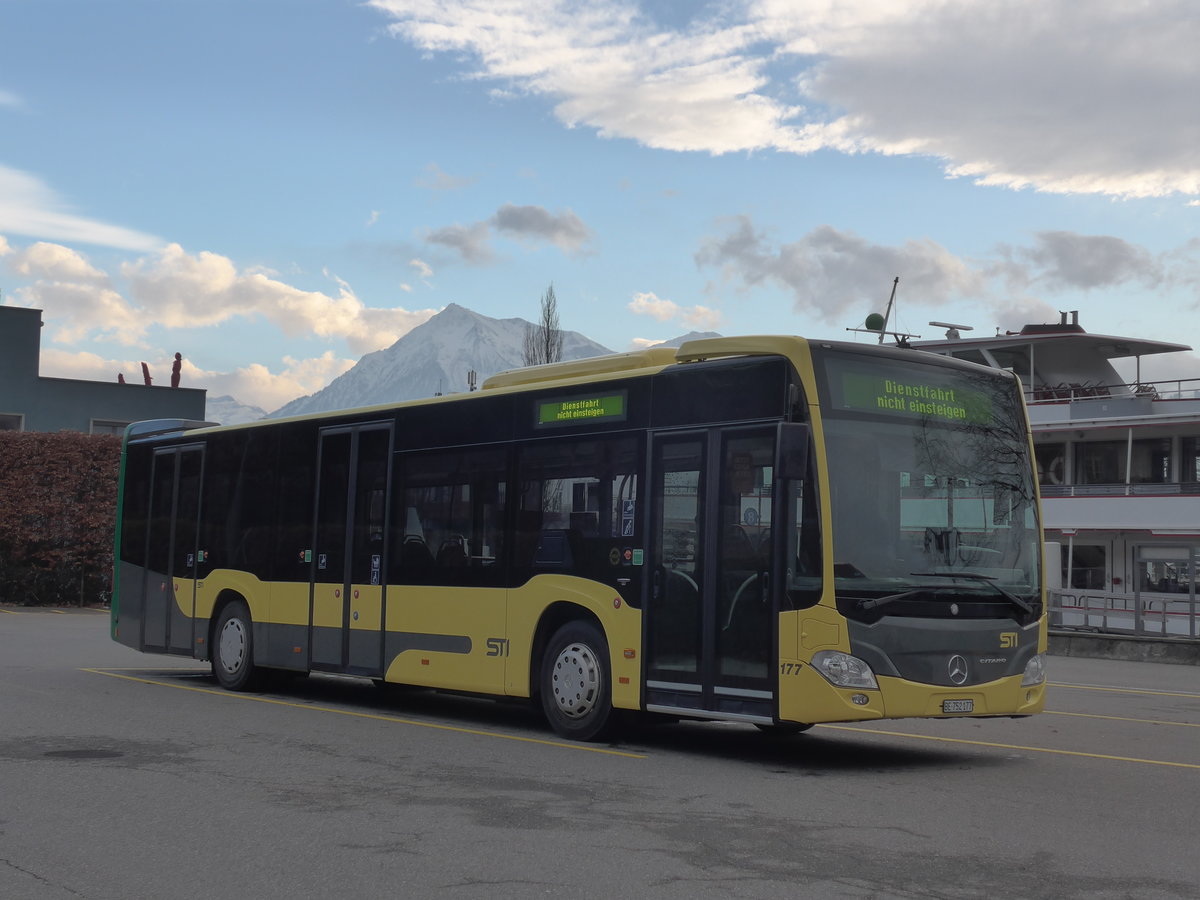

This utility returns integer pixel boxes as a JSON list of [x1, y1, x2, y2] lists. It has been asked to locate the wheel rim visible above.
[[550, 641, 601, 719], [218, 617, 247, 676]]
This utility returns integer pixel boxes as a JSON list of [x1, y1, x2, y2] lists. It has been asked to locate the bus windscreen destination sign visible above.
[[827, 359, 996, 425], [537, 392, 627, 427]]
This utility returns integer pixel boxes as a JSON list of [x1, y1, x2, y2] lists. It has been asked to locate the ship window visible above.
[[1035, 443, 1066, 486], [1182, 438, 1200, 482], [1065, 544, 1106, 590], [1075, 438, 1171, 485], [990, 349, 1032, 386], [951, 349, 990, 368]]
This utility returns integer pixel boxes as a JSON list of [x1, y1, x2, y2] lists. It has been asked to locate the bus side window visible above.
[[391, 447, 507, 587], [516, 434, 641, 597]]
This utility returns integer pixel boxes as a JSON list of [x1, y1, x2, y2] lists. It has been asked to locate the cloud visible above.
[[409, 257, 434, 279], [11, 280, 144, 345], [415, 162, 476, 191], [696, 217, 985, 322], [370, 0, 1200, 198], [423, 204, 594, 263], [493, 203, 592, 253], [425, 221, 495, 264], [8, 241, 110, 283], [38, 347, 356, 413], [0, 165, 164, 250], [994, 232, 1165, 292], [120, 244, 438, 354], [628, 291, 722, 330], [0, 89, 21, 109], [4, 239, 439, 356]]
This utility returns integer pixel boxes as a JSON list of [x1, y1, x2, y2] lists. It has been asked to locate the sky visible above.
[[2, 0, 1198, 412]]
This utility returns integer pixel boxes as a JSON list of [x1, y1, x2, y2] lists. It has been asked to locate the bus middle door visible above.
[[311, 424, 392, 676]]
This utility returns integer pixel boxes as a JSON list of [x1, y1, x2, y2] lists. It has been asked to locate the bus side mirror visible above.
[[777, 422, 810, 481]]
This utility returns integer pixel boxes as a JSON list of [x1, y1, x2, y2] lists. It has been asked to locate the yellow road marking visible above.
[[1049, 681, 1200, 700], [1047, 710, 1200, 728], [818, 723, 1200, 770], [82, 668, 646, 759], [0, 608, 19, 615]]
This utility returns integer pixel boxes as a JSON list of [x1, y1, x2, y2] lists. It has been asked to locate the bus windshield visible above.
[[817, 348, 1040, 616]]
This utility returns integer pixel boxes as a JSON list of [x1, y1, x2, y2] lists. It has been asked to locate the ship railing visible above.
[[1049, 588, 1200, 639], [1027, 377, 1200, 405], [1040, 483, 1200, 498]]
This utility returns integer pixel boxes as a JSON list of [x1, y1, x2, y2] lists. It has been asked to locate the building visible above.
[[0, 306, 206, 433], [913, 313, 1200, 638]]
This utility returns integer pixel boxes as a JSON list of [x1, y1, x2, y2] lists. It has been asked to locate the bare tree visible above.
[[523, 283, 564, 366]]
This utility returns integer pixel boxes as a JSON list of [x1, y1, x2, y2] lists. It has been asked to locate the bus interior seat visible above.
[[400, 534, 435, 570], [436, 536, 468, 568]]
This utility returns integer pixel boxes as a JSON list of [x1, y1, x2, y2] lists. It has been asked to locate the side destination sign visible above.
[[838, 370, 993, 425], [537, 391, 627, 427]]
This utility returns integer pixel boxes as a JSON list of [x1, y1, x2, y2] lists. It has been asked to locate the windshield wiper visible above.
[[853, 589, 927, 612], [910, 571, 1034, 615]]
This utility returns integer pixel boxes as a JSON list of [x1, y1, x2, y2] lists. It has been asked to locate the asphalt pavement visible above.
[[2, 607, 1199, 899]]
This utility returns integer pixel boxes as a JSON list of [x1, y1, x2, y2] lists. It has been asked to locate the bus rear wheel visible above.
[[540, 621, 614, 742], [212, 601, 260, 691]]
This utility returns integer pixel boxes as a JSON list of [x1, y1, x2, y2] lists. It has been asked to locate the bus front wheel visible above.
[[540, 621, 614, 742], [212, 601, 260, 691]]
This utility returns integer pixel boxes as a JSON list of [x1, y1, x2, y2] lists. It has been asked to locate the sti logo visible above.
[[999, 632, 1018, 648]]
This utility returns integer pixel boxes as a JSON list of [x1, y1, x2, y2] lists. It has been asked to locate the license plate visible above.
[[942, 699, 974, 714]]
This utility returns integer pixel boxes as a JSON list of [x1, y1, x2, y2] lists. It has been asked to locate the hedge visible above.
[[0, 432, 121, 606]]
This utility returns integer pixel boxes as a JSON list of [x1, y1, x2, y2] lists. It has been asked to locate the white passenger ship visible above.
[[912, 312, 1200, 639]]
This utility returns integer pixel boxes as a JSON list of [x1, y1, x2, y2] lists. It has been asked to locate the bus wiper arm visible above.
[[910, 571, 1034, 615], [854, 589, 926, 612]]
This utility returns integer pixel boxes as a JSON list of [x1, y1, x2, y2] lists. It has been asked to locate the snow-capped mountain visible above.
[[268, 303, 613, 418], [206, 395, 267, 426], [647, 331, 722, 348]]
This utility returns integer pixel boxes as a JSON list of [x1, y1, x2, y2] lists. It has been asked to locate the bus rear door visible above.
[[143, 444, 203, 655]]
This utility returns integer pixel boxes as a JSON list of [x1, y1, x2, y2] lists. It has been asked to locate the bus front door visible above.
[[311, 424, 392, 676], [144, 445, 203, 655], [646, 427, 777, 722]]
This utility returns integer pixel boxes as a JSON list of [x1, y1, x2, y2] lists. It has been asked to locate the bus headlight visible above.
[[1021, 653, 1046, 687], [811, 650, 879, 690]]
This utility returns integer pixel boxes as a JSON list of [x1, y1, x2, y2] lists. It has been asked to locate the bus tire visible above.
[[212, 601, 260, 691], [540, 620, 614, 742]]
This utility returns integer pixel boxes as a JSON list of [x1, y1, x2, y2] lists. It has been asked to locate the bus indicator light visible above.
[[624, 649, 636, 659], [613, 597, 622, 609]]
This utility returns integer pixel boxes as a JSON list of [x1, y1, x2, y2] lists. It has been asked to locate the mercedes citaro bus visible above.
[[112, 336, 1047, 740]]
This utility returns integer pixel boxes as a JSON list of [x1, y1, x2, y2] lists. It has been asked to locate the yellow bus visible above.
[[112, 335, 1047, 741]]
